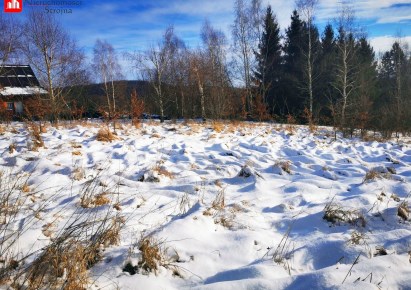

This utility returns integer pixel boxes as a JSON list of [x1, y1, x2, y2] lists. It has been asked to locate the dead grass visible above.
[[21, 183, 30, 193], [363, 169, 391, 183], [123, 235, 183, 277], [323, 201, 366, 227], [92, 193, 111, 207], [152, 165, 174, 179], [138, 237, 163, 274], [8, 143, 16, 154], [26, 214, 123, 290], [361, 133, 387, 142], [28, 123, 44, 151], [151, 133, 161, 138], [398, 201, 409, 221], [80, 190, 111, 209], [0, 125, 5, 135], [349, 231, 369, 246], [72, 167, 85, 181], [71, 142, 82, 149], [211, 189, 225, 211], [275, 160, 292, 174], [72, 150, 82, 156], [96, 127, 116, 142], [27, 241, 89, 290], [211, 121, 224, 133]]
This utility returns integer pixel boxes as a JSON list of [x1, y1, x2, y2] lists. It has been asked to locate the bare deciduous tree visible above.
[[92, 39, 123, 122], [232, 0, 262, 116], [133, 26, 182, 122], [22, 11, 85, 123], [0, 14, 21, 65], [332, 3, 358, 131], [201, 20, 231, 119], [296, 0, 318, 117]]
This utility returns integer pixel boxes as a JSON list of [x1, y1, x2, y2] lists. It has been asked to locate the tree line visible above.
[[0, 2, 411, 137]]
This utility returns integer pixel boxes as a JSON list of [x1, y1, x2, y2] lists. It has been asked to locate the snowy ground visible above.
[[1, 120, 411, 289]]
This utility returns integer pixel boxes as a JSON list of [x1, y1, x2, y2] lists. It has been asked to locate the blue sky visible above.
[[14, 0, 411, 76]]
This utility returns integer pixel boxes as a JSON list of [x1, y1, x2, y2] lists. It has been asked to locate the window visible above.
[[6, 102, 14, 111]]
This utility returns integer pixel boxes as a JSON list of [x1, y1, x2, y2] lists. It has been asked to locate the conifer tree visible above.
[[281, 10, 305, 117], [253, 5, 282, 114], [317, 24, 336, 122]]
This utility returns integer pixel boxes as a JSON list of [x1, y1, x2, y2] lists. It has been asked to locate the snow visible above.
[[0, 86, 48, 96], [1, 121, 411, 289]]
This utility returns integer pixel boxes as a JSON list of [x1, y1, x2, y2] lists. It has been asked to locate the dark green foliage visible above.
[[281, 10, 305, 117], [253, 5, 282, 114], [316, 24, 337, 123]]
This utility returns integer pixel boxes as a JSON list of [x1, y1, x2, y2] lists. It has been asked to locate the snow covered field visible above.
[[1, 120, 411, 289]]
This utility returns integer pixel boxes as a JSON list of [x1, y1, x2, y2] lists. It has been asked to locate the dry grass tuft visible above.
[[96, 127, 116, 142], [211, 121, 224, 133], [26, 214, 123, 289], [28, 123, 44, 151], [363, 170, 381, 182], [138, 237, 163, 274], [323, 201, 366, 227], [71, 142, 82, 149], [348, 231, 369, 246], [362, 133, 386, 142], [363, 168, 391, 183], [72, 151, 82, 156], [152, 165, 174, 179], [81, 191, 111, 209], [0, 125, 5, 135], [275, 160, 292, 174], [8, 143, 16, 154], [151, 133, 161, 138], [93, 193, 111, 207], [72, 167, 85, 181], [211, 189, 225, 211], [398, 201, 409, 221], [124, 235, 183, 277], [27, 241, 89, 290], [21, 183, 30, 193]]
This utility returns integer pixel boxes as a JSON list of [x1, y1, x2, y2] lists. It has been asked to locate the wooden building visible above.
[[0, 65, 47, 116]]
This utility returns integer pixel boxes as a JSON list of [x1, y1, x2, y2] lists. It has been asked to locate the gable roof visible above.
[[0, 65, 48, 96]]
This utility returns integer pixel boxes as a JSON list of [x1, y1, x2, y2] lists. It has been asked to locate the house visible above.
[[0, 65, 48, 116]]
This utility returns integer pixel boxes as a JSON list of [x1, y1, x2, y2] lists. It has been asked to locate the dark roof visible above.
[[0, 65, 41, 88]]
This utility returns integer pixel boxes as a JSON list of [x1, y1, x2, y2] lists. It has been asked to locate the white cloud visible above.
[[370, 35, 411, 55]]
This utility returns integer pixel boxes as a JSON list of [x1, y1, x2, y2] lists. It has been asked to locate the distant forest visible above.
[[1, 1, 411, 137]]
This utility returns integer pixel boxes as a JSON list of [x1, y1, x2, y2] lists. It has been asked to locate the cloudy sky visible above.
[[16, 0, 411, 75]]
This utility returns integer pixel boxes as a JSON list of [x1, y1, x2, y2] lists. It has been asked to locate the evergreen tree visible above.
[[378, 42, 409, 134], [317, 24, 336, 123], [350, 37, 377, 134], [253, 5, 282, 114], [281, 10, 305, 117]]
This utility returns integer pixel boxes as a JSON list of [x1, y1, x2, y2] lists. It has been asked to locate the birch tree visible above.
[[92, 39, 123, 121], [135, 26, 181, 122], [232, 0, 263, 117], [296, 0, 318, 117], [22, 11, 84, 123], [333, 4, 357, 131]]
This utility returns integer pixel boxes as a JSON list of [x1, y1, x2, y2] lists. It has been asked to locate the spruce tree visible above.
[[317, 24, 336, 123], [378, 42, 409, 134], [281, 10, 305, 117], [351, 37, 377, 134], [254, 5, 282, 115]]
